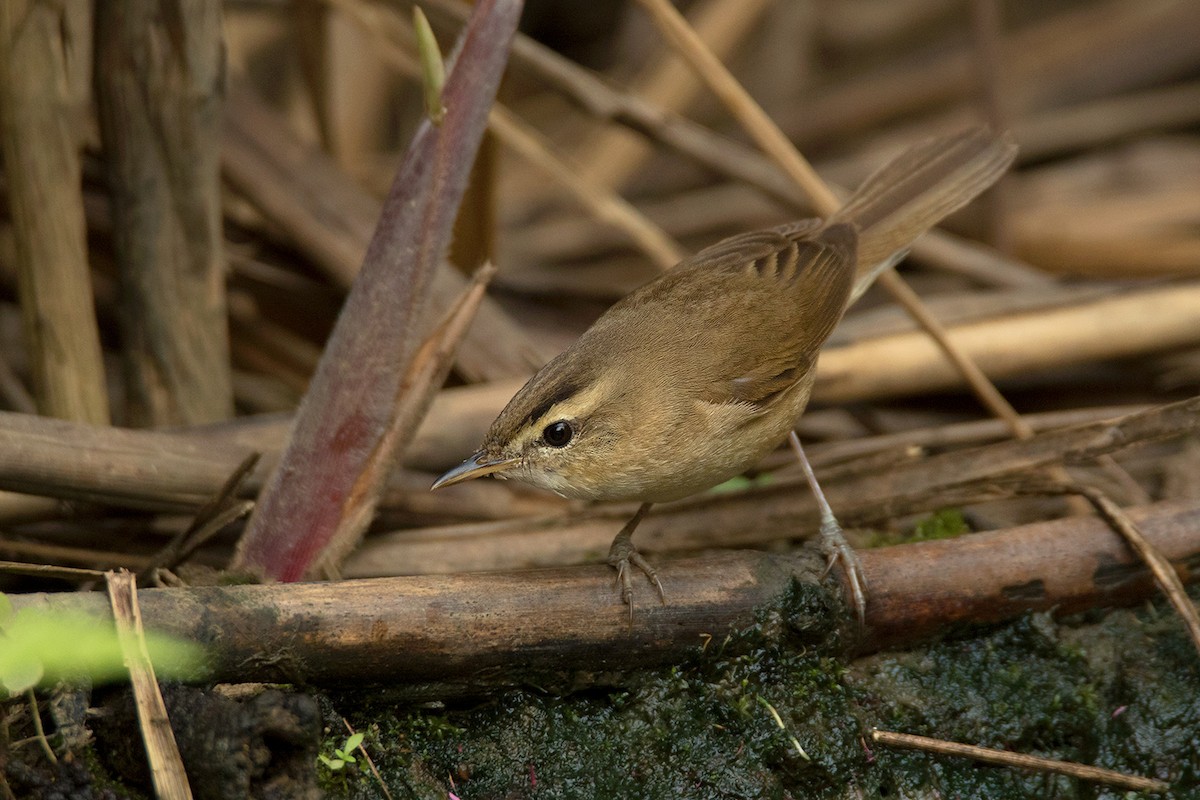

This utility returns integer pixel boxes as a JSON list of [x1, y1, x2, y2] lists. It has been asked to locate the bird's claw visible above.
[[608, 538, 665, 623], [818, 518, 868, 624]]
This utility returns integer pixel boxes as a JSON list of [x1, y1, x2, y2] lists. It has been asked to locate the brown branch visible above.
[[11, 499, 1197, 686], [0, 561, 106, 581]]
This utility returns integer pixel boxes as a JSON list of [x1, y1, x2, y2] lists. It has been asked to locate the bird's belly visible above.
[[618, 397, 801, 504]]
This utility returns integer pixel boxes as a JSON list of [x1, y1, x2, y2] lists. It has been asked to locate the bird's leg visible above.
[[607, 502, 664, 621], [789, 431, 867, 623]]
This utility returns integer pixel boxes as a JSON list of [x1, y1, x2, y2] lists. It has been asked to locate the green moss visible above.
[[323, 585, 1200, 800], [910, 508, 971, 541]]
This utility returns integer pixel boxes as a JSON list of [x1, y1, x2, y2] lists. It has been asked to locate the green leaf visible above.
[[1, 653, 43, 696], [344, 732, 365, 751], [413, 6, 446, 124], [0, 608, 205, 694]]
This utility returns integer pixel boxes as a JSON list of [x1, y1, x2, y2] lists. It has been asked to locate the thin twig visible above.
[[25, 689, 57, 765], [1057, 482, 1200, 655], [0, 540, 154, 571], [0, 561, 106, 581], [141, 452, 261, 579], [872, 729, 1170, 793], [342, 718, 394, 800]]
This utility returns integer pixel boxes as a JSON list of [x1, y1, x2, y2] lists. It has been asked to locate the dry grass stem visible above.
[[106, 570, 193, 800], [0, 561, 106, 580]]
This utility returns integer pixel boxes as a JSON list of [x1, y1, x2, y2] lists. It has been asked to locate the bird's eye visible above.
[[542, 420, 573, 448]]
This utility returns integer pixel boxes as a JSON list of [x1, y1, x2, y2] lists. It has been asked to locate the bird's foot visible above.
[[818, 514, 868, 624], [607, 534, 665, 623]]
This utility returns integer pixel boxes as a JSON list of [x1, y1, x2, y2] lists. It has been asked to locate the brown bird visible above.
[[433, 128, 1017, 620]]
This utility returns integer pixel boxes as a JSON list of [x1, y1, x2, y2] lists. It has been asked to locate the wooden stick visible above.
[[814, 282, 1200, 404], [10, 499, 1197, 686], [810, 404, 1147, 467], [871, 729, 1169, 794], [0, 560, 105, 581]]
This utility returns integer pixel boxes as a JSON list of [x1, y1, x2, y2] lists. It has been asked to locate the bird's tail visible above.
[[829, 127, 1018, 302]]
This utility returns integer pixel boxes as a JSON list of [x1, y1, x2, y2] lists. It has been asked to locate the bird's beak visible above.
[[430, 450, 517, 490]]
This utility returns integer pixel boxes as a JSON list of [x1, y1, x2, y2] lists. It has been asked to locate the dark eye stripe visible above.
[[524, 381, 578, 429]]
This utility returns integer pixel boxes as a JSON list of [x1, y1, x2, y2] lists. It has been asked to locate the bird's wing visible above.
[[619, 220, 854, 412], [715, 223, 854, 408], [682, 218, 824, 270]]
